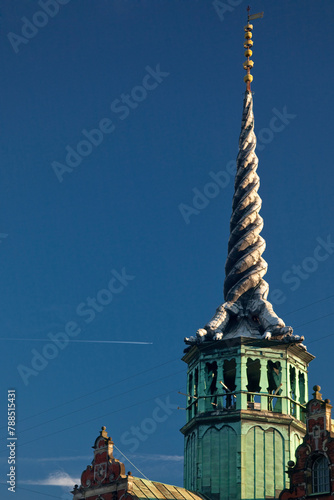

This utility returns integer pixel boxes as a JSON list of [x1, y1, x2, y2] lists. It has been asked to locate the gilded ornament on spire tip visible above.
[[243, 7, 263, 91], [243, 9, 253, 91]]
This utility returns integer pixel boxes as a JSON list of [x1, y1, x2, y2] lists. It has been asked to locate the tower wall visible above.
[[185, 422, 240, 499]]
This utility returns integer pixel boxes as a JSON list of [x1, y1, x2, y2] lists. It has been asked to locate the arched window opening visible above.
[[299, 372, 305, 404], [312, 455, 330, 494], [267, 360, 282, 412], [246, 358, 261, 408], [188, 372, 193, 419], [290, 366, 296, 416], [194, 368, 198, 415], [205, 361, 217, 409], [223, 359, 236, 409]]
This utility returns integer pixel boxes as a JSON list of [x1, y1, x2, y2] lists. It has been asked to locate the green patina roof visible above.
[[130, 477, 206, 500]]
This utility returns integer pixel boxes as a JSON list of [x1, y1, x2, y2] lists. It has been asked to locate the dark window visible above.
[[188, 372, 193, 404], [205, 362, 218, 409], [246, 358, 261, 401], [290, 366, 296, 416], [223, 359, 236, 409], [194, 368, 198, 414], [299, 372, 305, 404], [312, 455, 330, 494], [267, 361, 282, 412]]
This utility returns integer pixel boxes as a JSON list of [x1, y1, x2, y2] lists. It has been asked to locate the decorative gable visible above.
[[72, 426, 126, 498], [280, 386, 334, 500]]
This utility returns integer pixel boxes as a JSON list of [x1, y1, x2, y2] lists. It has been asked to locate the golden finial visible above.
[[243, 6, 264, 92]]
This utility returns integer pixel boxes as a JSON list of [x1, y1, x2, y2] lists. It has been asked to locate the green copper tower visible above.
[[181, 11, 314, 500]]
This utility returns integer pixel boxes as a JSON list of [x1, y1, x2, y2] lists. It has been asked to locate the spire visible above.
[[185, 11, 304, 346], [225, 8, 266, 303], [224, 91, 267, 303]]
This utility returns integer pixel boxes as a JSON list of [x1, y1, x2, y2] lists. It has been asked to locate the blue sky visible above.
[[0, 1, 334, 498]]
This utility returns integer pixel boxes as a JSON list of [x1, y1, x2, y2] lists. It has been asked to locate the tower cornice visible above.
[[180, 408, 307, 436]]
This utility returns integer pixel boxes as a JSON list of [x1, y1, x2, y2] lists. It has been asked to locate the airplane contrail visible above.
[[0, 338, 153, 344]]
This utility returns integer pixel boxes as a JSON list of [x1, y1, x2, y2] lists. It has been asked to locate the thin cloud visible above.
[[20, 471, 80, 487]]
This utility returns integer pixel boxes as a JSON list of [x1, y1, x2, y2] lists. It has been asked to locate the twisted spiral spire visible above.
[[184, 10, 301, 346], [184, 9, 299, 346], [224, 91, 268, 303]]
